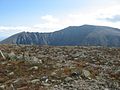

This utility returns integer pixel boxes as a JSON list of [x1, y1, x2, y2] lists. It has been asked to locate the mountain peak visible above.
[[1, 25, 120, 47]]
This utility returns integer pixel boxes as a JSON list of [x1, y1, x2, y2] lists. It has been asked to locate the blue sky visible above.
[[0, 0, 87, 25], [0, 0, 120, 40]]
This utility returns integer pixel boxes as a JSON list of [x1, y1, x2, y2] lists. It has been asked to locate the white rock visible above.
[[82, 70, 91, 78], [104, 88, 109, 90], [0, 50, 6, 59], [65, 77, 72, 81], [30, 66, 38, 70], [31, 79, 40, 84], [0, 85, 5, 89], [9, 52, 15, 57], [51, 72, 56, 76], [32, 56, 42, 63], [9, 72, 14, 76]]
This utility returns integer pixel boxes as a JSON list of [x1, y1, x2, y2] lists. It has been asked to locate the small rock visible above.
[[30, 79, 40, 84], [9, 52, 15, 57], [13, 78, 27, 88], [41, 76, 48, 83], [0, 50, 6, 59], [65, 77, 73, 82], [16, 86, 28, 90], [10, 84, 15, 90], [0, 85, 5, 89], [70, 72, 80, 77], [8, 72, 14, 76], [29, 66, 39, 70], [54, 85, 58, 88], [42, 83, 51, 86], [51, 72, 56, 76], [104, 88, 109, 90], [9, 52, 17, 60], [82, 70, 91, 78], [32, 56, 42, 63], [17, 54, 24, 60], [1, 61, 7, 65]]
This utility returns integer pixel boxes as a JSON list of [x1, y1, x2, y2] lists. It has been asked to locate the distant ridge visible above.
[[1, 25, 120, 47]]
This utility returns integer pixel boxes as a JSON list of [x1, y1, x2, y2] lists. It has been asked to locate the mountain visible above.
[[1, 25, 120, 47]]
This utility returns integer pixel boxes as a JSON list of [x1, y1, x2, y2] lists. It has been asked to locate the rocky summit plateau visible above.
[[0, 44, 120, 90]]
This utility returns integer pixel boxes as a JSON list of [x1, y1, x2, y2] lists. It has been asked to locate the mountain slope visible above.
[[1, 25, 120, 47]]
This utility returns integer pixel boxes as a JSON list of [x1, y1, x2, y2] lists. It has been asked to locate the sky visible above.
[[0, 0, 120, 40]]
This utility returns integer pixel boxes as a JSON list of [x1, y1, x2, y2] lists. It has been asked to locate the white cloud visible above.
[[0, 26, 30, 30], [41, 15, 59, 23]]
